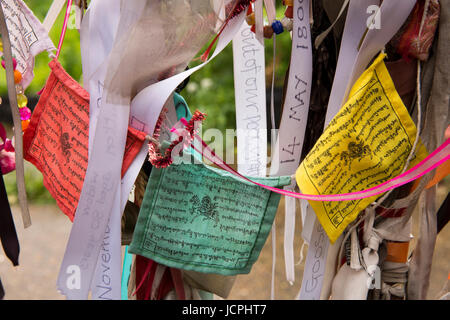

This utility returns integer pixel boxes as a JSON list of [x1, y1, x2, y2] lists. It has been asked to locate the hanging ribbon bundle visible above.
[[56, 0, 241, 300]]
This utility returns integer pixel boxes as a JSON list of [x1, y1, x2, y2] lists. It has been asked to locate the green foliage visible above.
[[4, 161, 55, 205], [0, 0, 82, 97]]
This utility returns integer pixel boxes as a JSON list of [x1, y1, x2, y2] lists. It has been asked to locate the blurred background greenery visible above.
[[1, 1, 292, 204]]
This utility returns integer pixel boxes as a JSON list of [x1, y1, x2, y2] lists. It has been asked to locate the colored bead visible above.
[[15, 84, 24, 95], [281, 17, 293, 32], [17, 93, 28, 108], [1, 57, 17, 70], [263, 25, 274, 38], [271, 20, 284, 34], [283, 0, 293, 6], [246, 12, 255, 26], [21, 119, 30, 131], [247, 3, 253, 15], [250, 24, 255, 33], [14, 69, 22, 83], [4, 139, 14, 152], [0, 39, 3, 52], [285, 5, 293, 18], [19, 107, 31, 121]]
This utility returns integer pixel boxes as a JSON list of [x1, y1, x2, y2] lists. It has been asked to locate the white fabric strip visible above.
[[263, 0, 276, 23], [79, 0, 122, 300], [284, 193, 296, 285], [266, 0, 277, 296], [303, 0, 377, 297], [57, 0, 151, 299], [96, 9, 246, 300], [270, 222, 276, 300], [301, 202, 314, 244], [297, 217, 329, 299], [314, 0, 349, 49], [298, 0, 416, 300], [255, 0, 264, 45], [233, 5, 267, 177], [268, 0, 313, 285], [42, 0, 66, 33]]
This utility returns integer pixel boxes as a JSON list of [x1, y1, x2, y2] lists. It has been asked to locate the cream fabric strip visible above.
[[42, 0, 66, 33]]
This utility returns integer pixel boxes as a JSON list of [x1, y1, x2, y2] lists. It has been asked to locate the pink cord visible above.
[[171, 121, 450, 202], [56, 0, 73, 59]]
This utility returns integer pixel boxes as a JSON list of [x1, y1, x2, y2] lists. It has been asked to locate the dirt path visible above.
[[0, 191, 448, 299]]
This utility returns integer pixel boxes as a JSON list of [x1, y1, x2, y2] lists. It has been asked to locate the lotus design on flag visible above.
[[340, 138, 373, 169], [189, 195, 219, 227]]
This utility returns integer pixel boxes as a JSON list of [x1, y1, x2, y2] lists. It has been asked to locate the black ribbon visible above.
[[0, 166, 20, 266], [0, 276, 4, 299], [437, 193, 449, 234]]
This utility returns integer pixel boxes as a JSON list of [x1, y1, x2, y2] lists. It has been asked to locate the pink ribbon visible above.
[[0, 124, 14, 153], [0, 123, 15, 174], [173, 118, 450, 202], [56, 0, 73, 59]]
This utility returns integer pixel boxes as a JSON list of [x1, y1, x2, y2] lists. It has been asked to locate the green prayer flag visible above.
[[129, 161, 290, 275]]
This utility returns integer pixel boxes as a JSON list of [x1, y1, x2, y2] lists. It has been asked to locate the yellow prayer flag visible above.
[[296, 53, 428, 243]]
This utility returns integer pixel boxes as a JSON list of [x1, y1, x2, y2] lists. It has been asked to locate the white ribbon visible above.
[[78, 0, 122, 300], [42, 0, 66, 33], [255, 0, 264, 45], [263, 0, 276, 23], [57, 0, 153, 299], [299, 0, 416, 300], [57, 5, 247, 299], [233, 1, 267, 177], [267, 0, 313, 285], [296, 217, 329, 299]]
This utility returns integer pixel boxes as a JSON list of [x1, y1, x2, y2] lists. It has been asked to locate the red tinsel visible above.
[[148, 110, 207, 168], [200, 0, 254, 62]]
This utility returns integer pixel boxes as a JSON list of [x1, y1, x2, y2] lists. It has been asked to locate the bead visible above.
[[1, 57, 17, 70], [15, 84, 24, 95], [14, 69, 22, 83], [263, 25, 274, 38], [247, 3, 253, 14], [283, 0, 293, 5], [19, 107, 31, 121], [21, 119, 30, 131], [0, 39, 3, 52], [17, 93, 28, 108], [285, 5, 293, 19], [271, 20, 284, 35], [4, 139, 14, 152], [281, 17, 293, 32], [250, 24, 255, 33], [246, 12, 255, 26]]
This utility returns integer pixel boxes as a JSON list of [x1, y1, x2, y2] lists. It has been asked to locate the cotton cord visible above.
[[295, 240, 307, 266], [269, 28, 278, 302], [270, 222, 276, 300]]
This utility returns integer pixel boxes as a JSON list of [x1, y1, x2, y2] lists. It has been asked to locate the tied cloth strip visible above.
[[0, 3, 30, 227], [0, 165, 19, 267]]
